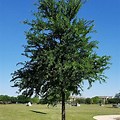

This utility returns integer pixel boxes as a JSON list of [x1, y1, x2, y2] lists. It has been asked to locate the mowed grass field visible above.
[[0, 104, 120, 120]]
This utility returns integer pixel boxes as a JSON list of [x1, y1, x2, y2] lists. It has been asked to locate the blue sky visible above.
[[0, 0, 120, 98]]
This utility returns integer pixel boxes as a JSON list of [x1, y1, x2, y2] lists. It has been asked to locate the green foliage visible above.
[[107, 92, 120, 104], [108, 98, 120, 104], [0, 95, 11, 103], [75, 98, 86, 104], [10, 96, 18, 103], [92, 96, 101, 104], [11, 0, 110, 120], [39, 98, 47, 104], [99, 99, 105, 104], [31, 96, 40, 104], [11, 0, 110, 104], [17, 95, 30, 103], [0, 95, 40, 104], [85, 98, 92, 104]]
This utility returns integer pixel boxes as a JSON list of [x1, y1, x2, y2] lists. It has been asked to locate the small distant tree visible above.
[[11, 0, 110, 120], [99, 99, 104, 105], [108, 98, 120, 104], [92, 96, 101, 104], [85, 98, 92, 104], [10, 96, 18, 103], [0, 95, 11, 103], [75, 98, 85, 104], [17, 95, 30, 103], [31, 96, 40, 104]]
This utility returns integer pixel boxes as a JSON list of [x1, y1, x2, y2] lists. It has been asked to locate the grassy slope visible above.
[[0, 104, 120, 120]]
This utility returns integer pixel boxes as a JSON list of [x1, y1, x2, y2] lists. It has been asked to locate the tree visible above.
[[75, 98, 85, 104], [31, 96, 40, 104], [11, 0, 110, 120], [10, 96, 18, 103], [92, 96, 101, 104], [17, 95, 30, 103], [85, 98, 92, 104], [108, 98, 120, 104], [0, 95, 10, 104]]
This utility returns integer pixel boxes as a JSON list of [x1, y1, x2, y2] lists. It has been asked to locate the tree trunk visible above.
[[61, 90, 66, 120]]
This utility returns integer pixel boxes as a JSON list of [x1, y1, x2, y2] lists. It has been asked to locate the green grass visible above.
[[0, 104, 120, 120]]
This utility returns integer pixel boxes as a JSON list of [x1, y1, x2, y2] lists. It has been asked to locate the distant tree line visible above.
[[0, 94, 120, 105], [74, 97, 103, 104], [75, 96, 120, 104], [0, 95, 39, 104]]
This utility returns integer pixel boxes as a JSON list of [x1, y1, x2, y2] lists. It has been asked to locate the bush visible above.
[[91, 97, 101, 104], [85, 98, 92, 104], [17, 95, 31, 103], [0, 95, 11, 103], [31, 97, 40, 104], [75, 98, 85, 104], [108, 98, 120, 104]]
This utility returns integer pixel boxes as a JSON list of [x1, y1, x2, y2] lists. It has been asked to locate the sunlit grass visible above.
[[0, 104, 120, 120]]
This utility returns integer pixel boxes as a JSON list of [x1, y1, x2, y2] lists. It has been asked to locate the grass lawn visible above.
[[0, 104, 120, 120]]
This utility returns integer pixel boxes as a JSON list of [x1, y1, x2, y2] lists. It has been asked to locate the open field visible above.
[[0, 104, 120, 120]]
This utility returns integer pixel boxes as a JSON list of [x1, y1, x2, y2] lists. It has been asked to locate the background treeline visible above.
[[0, 95, 39, 104], [0, 95, 120, 104], [75, 97, 120, 104]]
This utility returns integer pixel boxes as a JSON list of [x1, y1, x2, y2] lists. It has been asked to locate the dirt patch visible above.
[[93, 115, 120, 120]]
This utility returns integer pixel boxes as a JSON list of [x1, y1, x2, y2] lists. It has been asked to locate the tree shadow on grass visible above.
[[30, 110, 47, 114]]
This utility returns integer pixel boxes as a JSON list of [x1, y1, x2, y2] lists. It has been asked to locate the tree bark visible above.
[[61, 90, 66, 120]]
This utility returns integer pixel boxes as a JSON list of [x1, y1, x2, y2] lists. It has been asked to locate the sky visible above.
[[0, 0, 120, 98]]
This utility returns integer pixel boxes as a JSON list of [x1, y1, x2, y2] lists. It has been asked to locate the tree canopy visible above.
[[11, 0, 110, 120]]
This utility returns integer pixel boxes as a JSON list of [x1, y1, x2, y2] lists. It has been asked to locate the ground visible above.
[[93, 115, 120, 120], [0, 104, 120, 120]]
